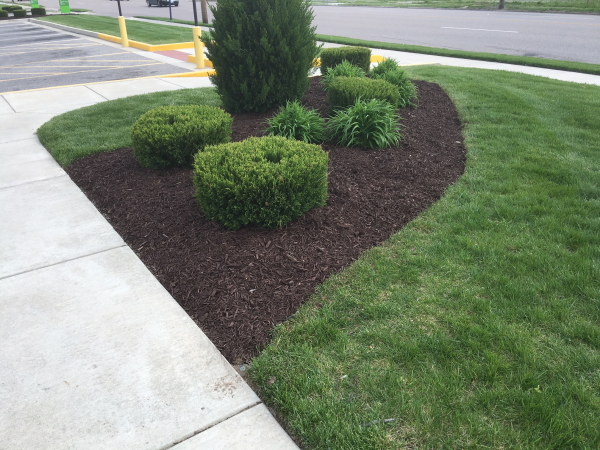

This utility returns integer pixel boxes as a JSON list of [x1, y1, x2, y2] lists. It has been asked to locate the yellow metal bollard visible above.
[[192, 27, 205, 69], [118, 16, 129, 48]]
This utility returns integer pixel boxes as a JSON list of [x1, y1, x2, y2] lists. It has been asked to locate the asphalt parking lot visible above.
[[0, 21, 190, 93]]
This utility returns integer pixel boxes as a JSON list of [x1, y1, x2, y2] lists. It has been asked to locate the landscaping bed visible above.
[[65, 77, 465, 363]]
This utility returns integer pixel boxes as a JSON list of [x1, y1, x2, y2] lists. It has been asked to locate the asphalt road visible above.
[[0, 21, 189, 93], [35, 0, 600, 64]]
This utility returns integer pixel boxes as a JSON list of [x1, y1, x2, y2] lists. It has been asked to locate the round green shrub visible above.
[[31, 7, 46, 15], [327, 76, 400, 110], [0, 10, 8, 17], [320, 46, 371, 75], [193, 136, 328, 230], [321, 60, 366, 90], [13, 9, 27, 17], [266, 100, 326, 144], [131, 105, 232, 169], [328, 98, 402, 149]]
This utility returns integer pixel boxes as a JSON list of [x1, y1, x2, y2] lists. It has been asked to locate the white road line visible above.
[[442, 27, 519, 33]]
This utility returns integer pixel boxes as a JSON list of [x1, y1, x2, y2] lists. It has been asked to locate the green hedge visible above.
[[2, 5, 23, 11], [13, 9, 27, 17], [0, 10, 8, 17], [31, 7, 46, 15], [193, 136, 328, 230], [320, 46, 371, 75], [328, 76, 400, 110], [131, 105, 232, 169]]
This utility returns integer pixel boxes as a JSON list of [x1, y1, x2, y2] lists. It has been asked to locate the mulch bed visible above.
[[66, 77, 466, 364]]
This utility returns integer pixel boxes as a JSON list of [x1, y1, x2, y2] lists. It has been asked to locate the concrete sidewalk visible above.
[[0, 76, 299, 450], [1, 25, 599, 450]]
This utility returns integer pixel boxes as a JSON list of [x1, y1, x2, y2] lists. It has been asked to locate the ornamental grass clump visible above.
[[321, 60, 366, 90], [131, 105, 232, 169], [372, 58, 417, 108], [328, 76, 400, 110], [328, 98, 402, 149], [193, 136, 328, 230], [266, 100, 326, 144]]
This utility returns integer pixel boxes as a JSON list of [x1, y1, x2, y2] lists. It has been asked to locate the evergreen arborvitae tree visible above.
[[203, 0, 320, 113]]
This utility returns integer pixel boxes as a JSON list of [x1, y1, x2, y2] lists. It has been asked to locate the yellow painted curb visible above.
[[186, 54, 213, 68], [96, 34, 194, 52], [162, 70, 215, 78]]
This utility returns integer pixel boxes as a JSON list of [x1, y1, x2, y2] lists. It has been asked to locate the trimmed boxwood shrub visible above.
[[328, 76, 400, 110], [2, 5, 23, 11], [31, 7, 46, 15], [320, 46, 371, 75], [13, 9, 27, 17], [203, 0, 319, 113], [0, 10, 8, 17], [193, 136, 328, 230], [131, 105, 232, 169]]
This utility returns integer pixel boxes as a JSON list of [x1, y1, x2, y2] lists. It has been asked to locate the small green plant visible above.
[[321, 60, 366, 90], [131, 105, 232, 169], [266, 100, 326, 144], [0, 10, 7, 17], [328, 98, 402, 149], [328, 76, 400, 110], [193, 136, 328, 230], [320, 46, 371, 75], [2, 5, 23, 11], [31, 7, 46, 15], [371, 58, 417, 108], [13, 9, 27, 17]]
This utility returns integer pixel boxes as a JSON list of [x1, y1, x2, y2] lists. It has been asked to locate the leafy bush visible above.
[[193, 136, 328, 230], [203, 0, 319, 113], [2, 5, 23, 11], [131, 105, 232, 169], [321, 60, 366, 90], [13, 9, 26, 17], [328, 98, 402, 149], [327, 76, 400, 110], [320, 46, 371, 75], [0, 10, 7, 17], [371, 58, 417, 108], [266, 100, 326, 144], [31, 7, 46, 15]]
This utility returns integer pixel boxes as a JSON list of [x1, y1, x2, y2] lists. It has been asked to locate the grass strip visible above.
[[133, 15, 212, 27], [37, 14, 196, 44], [317, 34, 600, 76], [37, 88, 221, 167], [249, 66, 600, 449]]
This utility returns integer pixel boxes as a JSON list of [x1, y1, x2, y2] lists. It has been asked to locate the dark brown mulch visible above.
[[66, 78, 466, 364]]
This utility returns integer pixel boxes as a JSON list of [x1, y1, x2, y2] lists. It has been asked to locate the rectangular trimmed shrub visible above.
[[320, 46, 371, 75], [0, 10, 8, 17], [31, 7, 46, 15], [328, 76, 400, 110], [13, 9, 27, 17]]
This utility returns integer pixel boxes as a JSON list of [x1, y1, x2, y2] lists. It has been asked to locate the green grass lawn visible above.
[[313, 0, 600, 13], [317, 35, 600, 76], [37, 88, 221, 166], [37, 14, 196, 44], [249, 67, 600, 449], [36, 65, 600, 448], [134, 15, 212, 27]]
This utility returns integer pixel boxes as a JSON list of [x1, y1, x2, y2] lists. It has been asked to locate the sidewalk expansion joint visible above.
[[0, 96, 17, 113], [0, 173, 68, 192], [159, 401, 263, 450], [0, 244, 127, 281], [84, 84, 109, 101]]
